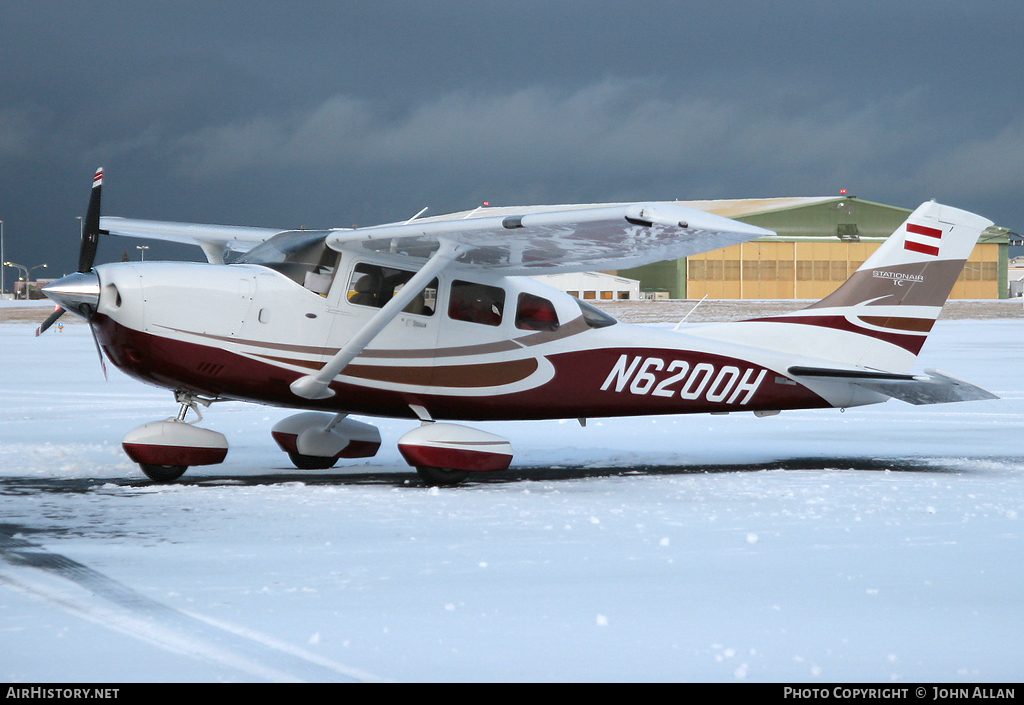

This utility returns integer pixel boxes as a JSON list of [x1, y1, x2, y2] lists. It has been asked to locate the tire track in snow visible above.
[[0, 530, 383, 682]]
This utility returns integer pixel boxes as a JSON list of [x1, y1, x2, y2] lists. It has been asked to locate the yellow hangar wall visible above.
[[618, 196, 1009, 300], [685, 240, 1002, 300]]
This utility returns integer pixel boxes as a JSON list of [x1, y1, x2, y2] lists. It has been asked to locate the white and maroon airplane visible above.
[[40, 169, 997, 484]]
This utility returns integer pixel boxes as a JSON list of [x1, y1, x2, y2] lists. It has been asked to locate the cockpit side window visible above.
[[575, 297, 617, 328], [346, 262, 437, 316], [515, 292, 559, 332], [448, 280, 506, 326]]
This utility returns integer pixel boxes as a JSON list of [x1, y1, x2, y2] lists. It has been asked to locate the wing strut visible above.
[[289, 240, 464, 400]]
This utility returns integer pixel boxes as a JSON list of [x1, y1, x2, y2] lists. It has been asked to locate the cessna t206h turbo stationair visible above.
[[40, 169, 997, 484]]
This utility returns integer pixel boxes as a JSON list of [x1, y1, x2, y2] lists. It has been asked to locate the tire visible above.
[[416, 466, 469, 487], [288, 452, 339, 470], [139, 463, 187, 482]]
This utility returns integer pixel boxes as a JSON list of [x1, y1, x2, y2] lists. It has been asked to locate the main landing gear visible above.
[[413, 466, 470, 487], [273, 413, 513, 486], [397, 422, 513, 486], [270, 412, 382, 469]]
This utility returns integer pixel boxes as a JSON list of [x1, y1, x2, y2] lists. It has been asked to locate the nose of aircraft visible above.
[[42, 271, 100, 319]]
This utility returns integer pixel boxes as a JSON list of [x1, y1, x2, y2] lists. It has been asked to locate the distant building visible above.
[[530, 271, 640, 301], [14, 278, 55, 300], [618, 196, 1013, 299], [1008, 256, 1024, 298]]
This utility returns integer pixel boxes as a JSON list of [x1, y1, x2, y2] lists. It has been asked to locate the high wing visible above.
[[101, 201, 773, 273], [326, 202, 773, 274], [99, 216, 287, 264]]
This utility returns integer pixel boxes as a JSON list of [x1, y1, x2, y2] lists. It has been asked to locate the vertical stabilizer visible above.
[[690, 202, 994, 374], [806, 201, 991, 313], [755, 201, 993, 372]]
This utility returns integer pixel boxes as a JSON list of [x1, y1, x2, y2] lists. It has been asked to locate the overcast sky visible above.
[[2, 1, 1022, 276]]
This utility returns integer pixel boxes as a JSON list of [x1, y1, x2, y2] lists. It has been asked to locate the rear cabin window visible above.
[[515, 293, 559, 332], [448, 280, 505, 326], [347, 263, 437, 316]]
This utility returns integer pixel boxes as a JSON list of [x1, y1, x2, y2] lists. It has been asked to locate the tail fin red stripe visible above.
[[906, 222, 942, 239], [904, 240, 940, 256]]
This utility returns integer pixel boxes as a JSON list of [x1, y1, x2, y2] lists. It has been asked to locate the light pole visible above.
[[4, 261, 48, 299], [136, 245, 149, 261]]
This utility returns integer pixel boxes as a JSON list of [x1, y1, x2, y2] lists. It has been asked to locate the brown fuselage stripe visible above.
[[251, 353, 540, 388], [346, 358, 540, 388], [858, 316, 935, 333]]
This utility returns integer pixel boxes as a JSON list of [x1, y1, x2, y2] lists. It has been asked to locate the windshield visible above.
[[236, 230, 329, 266], [234, 230, 338, 294]]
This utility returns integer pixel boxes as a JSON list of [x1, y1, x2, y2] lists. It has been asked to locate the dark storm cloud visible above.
[[1, 1, 1022, 276]]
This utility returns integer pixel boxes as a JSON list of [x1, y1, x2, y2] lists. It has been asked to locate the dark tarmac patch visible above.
[[0, 477, 116, 496], [0, 455, 987, 495]]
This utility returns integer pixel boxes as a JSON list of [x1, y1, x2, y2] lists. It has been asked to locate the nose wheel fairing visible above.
[[122, 419, 229, 472]]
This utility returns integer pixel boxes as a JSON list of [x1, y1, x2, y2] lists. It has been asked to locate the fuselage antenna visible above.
[[674, 294, 708, 331]]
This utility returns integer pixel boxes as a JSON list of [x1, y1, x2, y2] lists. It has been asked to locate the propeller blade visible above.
[[78, 168, 103, 273], [35, 306, 66, 336], [86, 314, 108, 381]]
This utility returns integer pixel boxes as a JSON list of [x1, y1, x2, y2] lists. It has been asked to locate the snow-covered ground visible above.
[[1, 315, 1022, 682]]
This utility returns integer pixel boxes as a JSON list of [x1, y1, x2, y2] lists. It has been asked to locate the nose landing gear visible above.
[[122, 392, 228, 482]]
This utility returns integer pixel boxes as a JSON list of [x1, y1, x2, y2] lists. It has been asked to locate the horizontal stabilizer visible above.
[[788, 367, 998, 405], [788, 366, 916, 381]]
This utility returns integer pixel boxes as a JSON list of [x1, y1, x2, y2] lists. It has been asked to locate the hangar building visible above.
[[617, 196, 1012, 300]]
